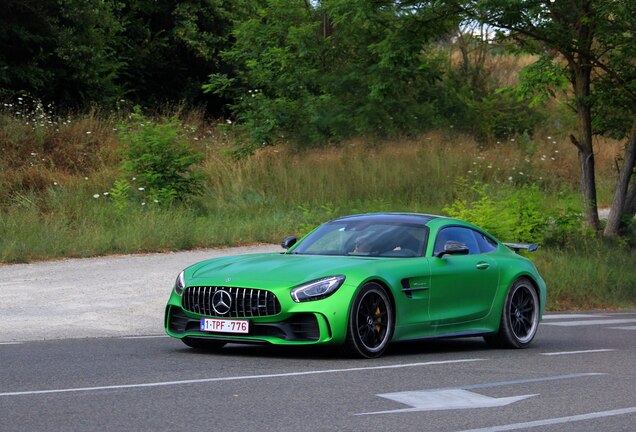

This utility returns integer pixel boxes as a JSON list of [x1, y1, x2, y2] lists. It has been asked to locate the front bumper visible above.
[[165, 305, 331, 344], [164, 284, 354, 345]]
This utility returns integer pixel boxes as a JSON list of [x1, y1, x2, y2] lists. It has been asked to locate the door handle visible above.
[[476, 262, 490, 270]]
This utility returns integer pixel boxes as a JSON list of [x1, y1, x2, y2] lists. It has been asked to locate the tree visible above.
[[0, 0, 124, 107], [204, 0, 457, 151], [0, 0, 254, 111], [456, 0, 636, 234], [115, 0, 255, 112]]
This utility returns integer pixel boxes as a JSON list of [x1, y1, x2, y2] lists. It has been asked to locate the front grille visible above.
[[182, 286, 281, 318]]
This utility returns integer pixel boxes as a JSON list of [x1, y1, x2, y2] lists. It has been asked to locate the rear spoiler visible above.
[[503, 242, 539, 253]]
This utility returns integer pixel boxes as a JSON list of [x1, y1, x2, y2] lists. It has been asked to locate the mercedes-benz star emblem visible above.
[[212, 290, 232, 315]]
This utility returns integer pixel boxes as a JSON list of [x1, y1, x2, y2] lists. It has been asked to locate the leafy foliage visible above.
[[204, 0, 456, 152], [0, 0, 124, 107], [117, 109, 204, 203], [0, 0, 253, 110], [108, 180, 131, 212], [114, 0, 254, 111], [444, 180, 584, 245]]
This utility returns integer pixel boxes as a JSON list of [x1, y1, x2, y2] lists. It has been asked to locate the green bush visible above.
[[436, 75, 545, 144], [444, 180, 584, 245], [117, 110, 204, 204]]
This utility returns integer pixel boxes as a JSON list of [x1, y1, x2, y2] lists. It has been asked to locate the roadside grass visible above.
[[535, 239, 636, 310], [0, 110, 633, 309]]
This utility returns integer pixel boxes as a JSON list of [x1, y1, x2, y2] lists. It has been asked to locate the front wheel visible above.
[[343, 282, 394, 358], [485, 277, 539, 348]]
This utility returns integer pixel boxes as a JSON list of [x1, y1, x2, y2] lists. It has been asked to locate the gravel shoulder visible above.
[[0, 244, 280, 343]]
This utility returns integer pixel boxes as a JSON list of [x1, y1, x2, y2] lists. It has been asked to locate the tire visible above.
[[484, 277, 539, 349], [343, 282, 394, 358], [182, 337, 226, 351]]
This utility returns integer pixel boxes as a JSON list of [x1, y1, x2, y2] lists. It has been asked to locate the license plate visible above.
[[200, 318, 249, 334]]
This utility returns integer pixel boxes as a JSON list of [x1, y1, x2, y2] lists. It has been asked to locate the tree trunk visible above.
[[626, 181, 636, 217], [571, 65, 600, 231], [604, 121, 636, 237]]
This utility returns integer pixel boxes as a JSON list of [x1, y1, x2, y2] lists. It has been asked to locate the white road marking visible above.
[[358, 373, 604, 416], [602, 312, 636, 316], [459, 373, 605, 390], [610, 326, 636, 330], [455, 407, 636, 432], [120, 335, 167, 339], [542, 314, 607, 320], [541, 349, 615, 356], [543, 318, 636, 327], [358, 390, 537, 415], [0, 358, 485, 397], [0, 342, 22, 345]]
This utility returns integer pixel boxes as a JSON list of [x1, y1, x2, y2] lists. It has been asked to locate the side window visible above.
[[473, 230, 498, 254], [433, 227, 480, 255]]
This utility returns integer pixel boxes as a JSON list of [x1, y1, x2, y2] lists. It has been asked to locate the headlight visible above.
[[174, 271, 185, 296], [290, 275, 345, 302]]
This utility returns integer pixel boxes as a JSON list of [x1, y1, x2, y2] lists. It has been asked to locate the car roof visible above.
[[331, 212, 442, 225]]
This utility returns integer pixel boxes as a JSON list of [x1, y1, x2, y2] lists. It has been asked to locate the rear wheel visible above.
[[182, 337, 226, 351], [485, 277, 539, 348], [343, 282, 394, 358]]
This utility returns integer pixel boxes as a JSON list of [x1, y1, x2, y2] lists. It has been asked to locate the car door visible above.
[[428, 226, 499, 326]]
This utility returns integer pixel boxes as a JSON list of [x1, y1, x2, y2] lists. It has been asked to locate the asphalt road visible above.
[[1, 312, 635, 432]]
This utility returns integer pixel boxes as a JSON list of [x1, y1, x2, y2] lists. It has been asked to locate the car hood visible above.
[[188, 253, 377, 288]]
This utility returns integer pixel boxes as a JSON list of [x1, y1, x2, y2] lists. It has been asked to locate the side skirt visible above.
[[398, 330, 491, 342]]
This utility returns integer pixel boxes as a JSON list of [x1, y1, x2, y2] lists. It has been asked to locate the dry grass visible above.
[[0, 109, 634, 309]]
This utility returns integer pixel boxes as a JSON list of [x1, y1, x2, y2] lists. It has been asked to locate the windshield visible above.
[[291, 220, 428, 257]]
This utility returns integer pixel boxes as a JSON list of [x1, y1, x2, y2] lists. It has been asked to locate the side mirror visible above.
[[436, 241, 470, 258], [281, 236, 297, 249]]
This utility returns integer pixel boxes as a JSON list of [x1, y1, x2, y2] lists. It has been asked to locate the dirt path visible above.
[[0, 244, 280, 342]]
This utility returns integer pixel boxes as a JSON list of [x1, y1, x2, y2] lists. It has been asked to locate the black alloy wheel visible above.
[[344, 282, 394, 358], [485, 277, 539, 348]]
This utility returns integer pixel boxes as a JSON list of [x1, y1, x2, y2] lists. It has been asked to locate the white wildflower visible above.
[[93, 194, 100, 198]]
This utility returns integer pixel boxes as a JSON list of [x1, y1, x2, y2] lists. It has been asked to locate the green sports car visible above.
[[164, 213, 546, 358]]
